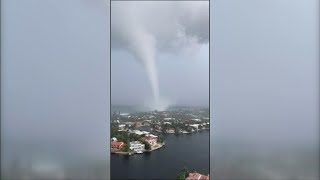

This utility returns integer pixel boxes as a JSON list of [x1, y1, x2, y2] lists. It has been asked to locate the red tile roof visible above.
[[143, 136, 156, 141], [111, 141, 124, 147], [186, 173, 209, 180]]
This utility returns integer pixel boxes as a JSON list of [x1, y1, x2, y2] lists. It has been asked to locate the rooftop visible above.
[[186, 173, 209, 180], [111, 141, 124, 146]]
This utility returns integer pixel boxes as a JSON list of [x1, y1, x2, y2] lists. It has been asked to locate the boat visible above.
[[136, 150, 143, 154]]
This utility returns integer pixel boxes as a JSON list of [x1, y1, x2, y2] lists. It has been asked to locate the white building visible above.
[[132, 130, 144, 135], [148, 134, 158, 138], [118, 124, 126, 131], [129, 141, 145, 152], [166, 128, 175, 134], [129, 130, 150, 136], [189, 124, 200, 131], [163, 118, 175, 121]]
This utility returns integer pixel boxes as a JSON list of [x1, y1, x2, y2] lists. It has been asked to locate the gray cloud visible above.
[[111, 1, 209, 110]]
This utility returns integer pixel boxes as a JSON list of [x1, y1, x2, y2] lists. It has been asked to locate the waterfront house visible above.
[[186, 172, 209, 180], [129, 141, 145, 152], [147, 134, 158, 138], [111, 141, 124, 150], [141, 136, 157, 145], [166, 128, 175, 134], [189, 124, 200, 131]]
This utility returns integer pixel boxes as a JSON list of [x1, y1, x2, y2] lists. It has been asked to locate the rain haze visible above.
[[211, 0, 319, 179], [1, 0, 110, 179]]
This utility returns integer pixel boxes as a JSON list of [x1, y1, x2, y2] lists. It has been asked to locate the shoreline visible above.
[[111, 142, 165, 155], [154, 128, 209, 135]]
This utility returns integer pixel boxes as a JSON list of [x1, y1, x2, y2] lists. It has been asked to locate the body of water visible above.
[[111, 131, 209, 179]]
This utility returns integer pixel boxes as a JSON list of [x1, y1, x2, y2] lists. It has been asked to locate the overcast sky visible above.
[[111, 1, 209, 108], [111, 46, 209, 106]]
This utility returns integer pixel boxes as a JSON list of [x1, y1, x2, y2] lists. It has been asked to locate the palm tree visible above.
[[176, 167, 189, 180], [176, 172, 186, 180]]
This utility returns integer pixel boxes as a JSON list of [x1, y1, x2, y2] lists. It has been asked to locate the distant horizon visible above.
[[111, 104, 209, 108], [110, 104, 209, 114]]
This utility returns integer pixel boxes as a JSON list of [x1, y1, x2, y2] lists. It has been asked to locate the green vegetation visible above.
[[161, 123, 171, 133], [123, 144, 130, 152], [142, 141, 151, 150], [111, 130, 127, 142], [186, 127, 193, 133], [176, 168, 189, 180], [111, 130, 141, 143], [157, 138, 164, 144]]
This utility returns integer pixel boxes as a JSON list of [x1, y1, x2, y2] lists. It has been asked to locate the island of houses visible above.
[[111, 108, 209, 155], [111, 129, 164, 155]]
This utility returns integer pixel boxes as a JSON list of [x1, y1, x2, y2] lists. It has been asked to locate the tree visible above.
[[176, 168, 189, 180], [117, 134, 126, 143], [123, 144, 129, 152], [142, 141, 151, 150]]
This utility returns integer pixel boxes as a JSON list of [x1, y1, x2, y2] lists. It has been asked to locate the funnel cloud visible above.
[[111, 1, 209, 110]]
